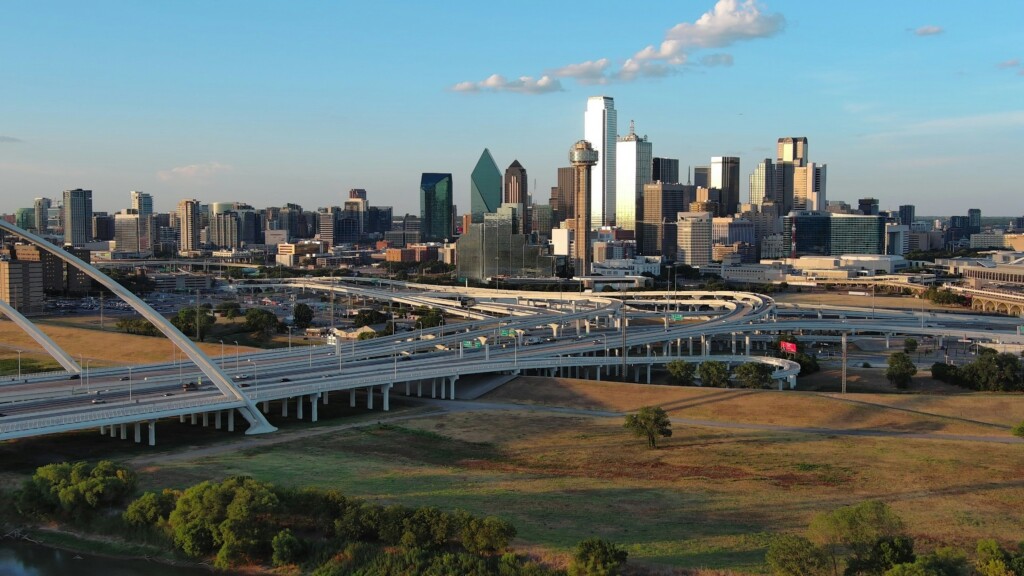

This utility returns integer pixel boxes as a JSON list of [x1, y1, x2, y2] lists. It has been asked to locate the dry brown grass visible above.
[[0, 317, 261, 366], [773, 291, 951, 311], [484, 376, 1019, 436]]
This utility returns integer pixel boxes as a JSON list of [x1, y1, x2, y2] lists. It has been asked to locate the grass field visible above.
[[114, 377, 1024, 573]]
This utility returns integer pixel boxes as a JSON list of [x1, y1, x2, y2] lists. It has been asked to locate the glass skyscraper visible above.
[[615, 121, 652, 233], [470, 149, 501, 220], [62, 188, 92, 246], [584, 96, 616, 228], [420, 173, 453, 242]]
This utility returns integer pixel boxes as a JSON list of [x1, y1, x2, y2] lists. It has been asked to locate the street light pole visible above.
[[234, 341, 239, 371], [219, 339, 224, 367], [17, 350, 22, 380], [128, 366, 133, 402]]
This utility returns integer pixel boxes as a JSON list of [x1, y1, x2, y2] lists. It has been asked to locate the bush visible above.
[[123, 489, 178, 527], [568, 538, 628, 576], [17, 460, 137, 521], [271, 528, 305, 566]]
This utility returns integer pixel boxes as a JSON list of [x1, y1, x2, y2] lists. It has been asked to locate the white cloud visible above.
[[450, 74, 563, 94], [913, 25, 943, 36], [700, 53, 735, 67], [157, 161, 233, 181], [452, 0, 783, 94], [548, 59, 611, 84], [997, 58, 1020, 69]]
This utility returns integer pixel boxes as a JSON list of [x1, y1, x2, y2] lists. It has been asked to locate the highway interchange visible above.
[[2, 278, 1024, 446]]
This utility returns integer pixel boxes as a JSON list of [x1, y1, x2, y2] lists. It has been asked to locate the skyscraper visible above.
[[470, 149, 501, 220], [676, 212, 712, 267], [584, 96, 617, 228], [614, 121, 653, 232], [774, 137, 809, 213], [503, 160, 527, 204], [967, 209, 982, 235], [550, 166, 575, 221], [652, 157, 679, 184], [62, 188, 92, 246], [693, 166, 709, 188], [130, 190, 153, 218], [32, 198, 51, 233], [569, 140, 599, 275], [748, 159, 775, 206], [858, 198, 880, 216], [794, 163, 826, 211], [898, 205, 916, 226], [640, 182, 691, 256], [420, 173, 453, 242], [710, 157, 740, 216], [177, 199, 202, 253]]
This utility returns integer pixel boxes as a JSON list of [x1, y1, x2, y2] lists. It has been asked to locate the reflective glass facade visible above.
[[470, 149, 501, 219], [420, 173, 453, 242]]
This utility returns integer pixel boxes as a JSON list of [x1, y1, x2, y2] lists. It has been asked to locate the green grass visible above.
[[0, 357, 62, 377]]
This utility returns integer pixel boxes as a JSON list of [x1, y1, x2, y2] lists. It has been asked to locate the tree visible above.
[[271, 529, 305, 566], [808, 500, 905, 575], [244, 308, 280, 339], [623, 406, 672, 449], [666, 360, 696, 386], [886, 352, 917, 389], [292, 303, 314, 329], [904, 338, 918, 354], [1012, 421, 1024, 438], [698, 360, 730, 388], [17, 460, 137, 521], [734, 362, 774, 389], [171, 307, 215, 341], [568, 538, 628, 576], [765, 534, 831, 576]]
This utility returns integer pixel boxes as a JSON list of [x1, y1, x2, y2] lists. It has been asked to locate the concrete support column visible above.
[[417, 381, 423, 397], [120, 424, 126, 440], [134, 423, 141, 443], [701, 334, 708, 356], [731, 333, 736, 354], [215, 411, 222, 430], [179, 415, 185, 423], [350, 388, 356, 407], [688, 337, 693, 355], [745, 336, 751, 356], [646, 364, 651, 384], [311, 395, 319, 422], [202, 412, 209, 427], [449, 376, 456, 400], [431, 379, 437, 398], [148, 420, 156, 446], [262, 401, 269, 413], [405, 382, 410, 396], [282, 398, 289, 417], [646, 344, 652, 357], [596, 365, 601, 381], [885, 333, 891, 349], [367, 386, 374, 410], [383, 385, 390, 411], [99, 425, 105, 435], [788, 375, 797, 389], [297, 396, 304, 420], [190, 413, 197, 425], [228, 409, 235, 432], [323, 391, 329, 405], [440, 377, 446, 399]]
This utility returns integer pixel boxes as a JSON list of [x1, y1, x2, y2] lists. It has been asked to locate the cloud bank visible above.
[[0, 136, 24, 143], [913, 25, 943, 36], [157, 161, 232, 181], [451, 0, 784, 94]]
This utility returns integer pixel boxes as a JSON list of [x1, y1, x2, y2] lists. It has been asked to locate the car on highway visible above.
[[280, 377, 291, 382], [119, 376, 130, 381], [182, 382, 199, 391], [91, 399, 106, 404], [233, 374, 249, 380], [162, 392, 174, 397]]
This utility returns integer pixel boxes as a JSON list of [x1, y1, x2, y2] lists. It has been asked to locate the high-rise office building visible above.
[[774, 137, 809, 213], [503, 160, 527, 205], [15, 208, 34, 231], [710, 157, 740, 216], [898, 205, 916, 226], [348, 188, 367, 201], [33, 198, 51, 233], [130, 191, 153, 218], [693, 166, 709, 188], [640, 182, 691, 257], [62, 188, 92, 246], [652, 157, 679, 184], [470, 149, 501, 220], [676, 212, 712, 267], [176, 199, 202, 253], [550, 167, 575, 221], [967, 209, 982, 235], [569, 140, 599, 275], [858, 197, 880, 216], [615, 121, 653, 232], [782, 212, 885, 257], [420, 173, 454, 242], [749, 159, 775, 206], [584, 96, 617, 228], [794, 163, 826, 211], [114, 209, 153, 254], [209, 211, 241, 249]]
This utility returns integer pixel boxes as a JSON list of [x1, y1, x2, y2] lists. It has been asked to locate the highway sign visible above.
[[671, 314, 684, 321]]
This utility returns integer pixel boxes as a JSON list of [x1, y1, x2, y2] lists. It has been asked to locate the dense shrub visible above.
[[17, 460, 136, 521]]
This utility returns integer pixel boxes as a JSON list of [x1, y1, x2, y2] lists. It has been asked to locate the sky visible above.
[[2, 0, 1023, 218]]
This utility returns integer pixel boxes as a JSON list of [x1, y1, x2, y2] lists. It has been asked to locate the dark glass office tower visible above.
[[420, 173, 454, 242]]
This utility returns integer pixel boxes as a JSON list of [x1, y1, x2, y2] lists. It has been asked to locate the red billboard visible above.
[[780, 341, 797, 354]]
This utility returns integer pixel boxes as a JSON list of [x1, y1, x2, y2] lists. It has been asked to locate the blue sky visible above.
[[2, 1, 1022, 218]]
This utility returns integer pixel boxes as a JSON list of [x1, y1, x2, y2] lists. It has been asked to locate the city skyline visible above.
[[2, 1, 1022, 216]]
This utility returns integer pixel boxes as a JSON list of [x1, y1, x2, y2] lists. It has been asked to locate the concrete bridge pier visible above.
[[701, 334, 708, 356], [310, 394, 319, 422], [350, 388, 356, 407], [788, 375, 797, 389], [431, 379, 437, 398], [885, 333, 891, 349], [202, 412, 209, 427], [440, 377, 446, 399], [405, 382, 410, 396], [646, 364, 651, 384], [448, 375, 458, 400], [148, 420, 156, 446], [190, 413, 197, 426], [282, 398, 289, 418], [215, 411, 222, 430], [134, 423, 141, 443], [417, 381, 423, 397], [367, 386, 374, 410], [688, 337, 693, 355], [323, 391, 329, 405], [745, 336, 751, 356], [731, 333, 737, 354], [119, 424, 126, 440], [179, 415, 186, 423], [297, 396, 304, 420], [228, 410, 235, 432]]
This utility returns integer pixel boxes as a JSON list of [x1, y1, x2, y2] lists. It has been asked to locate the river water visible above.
[[0, 541, 212, 575]]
